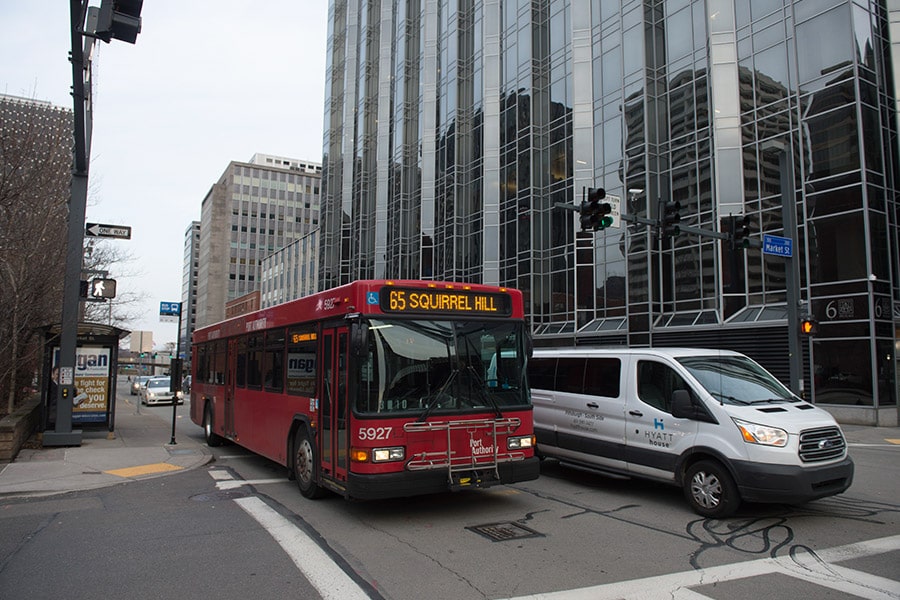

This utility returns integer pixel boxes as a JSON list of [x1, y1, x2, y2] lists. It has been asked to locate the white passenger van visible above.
[[529, 348, 854, 517]]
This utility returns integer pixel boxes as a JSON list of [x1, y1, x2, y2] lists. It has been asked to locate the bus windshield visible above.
[[356, 318, 530, 415]]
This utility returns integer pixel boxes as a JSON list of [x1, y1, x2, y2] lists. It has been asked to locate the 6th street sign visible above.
[[85, 222, 132, 239]]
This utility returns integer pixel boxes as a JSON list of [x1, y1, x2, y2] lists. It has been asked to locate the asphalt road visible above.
[[1, 383, 898, 600]]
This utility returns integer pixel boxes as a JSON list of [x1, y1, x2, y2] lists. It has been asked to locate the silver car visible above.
[[130, 375, 151, 396], [140, 377, 183, 406]]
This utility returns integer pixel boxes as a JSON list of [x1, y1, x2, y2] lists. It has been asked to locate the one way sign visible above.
[[85, 222, 132, 239]]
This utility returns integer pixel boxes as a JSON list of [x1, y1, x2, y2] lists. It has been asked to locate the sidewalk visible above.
[[0, 394, 212, 499]]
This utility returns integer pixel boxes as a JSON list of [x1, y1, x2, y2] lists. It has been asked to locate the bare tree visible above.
[[0, 96, 71, 415]]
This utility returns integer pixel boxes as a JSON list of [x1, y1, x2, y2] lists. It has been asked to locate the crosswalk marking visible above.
[[506, 535, 900, 600]]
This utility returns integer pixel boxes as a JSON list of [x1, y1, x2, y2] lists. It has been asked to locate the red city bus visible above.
[[190, 279, 539, 500]]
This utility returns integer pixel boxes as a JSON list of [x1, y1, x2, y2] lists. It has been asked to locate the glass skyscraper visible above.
[[320, 0, 899, 425]]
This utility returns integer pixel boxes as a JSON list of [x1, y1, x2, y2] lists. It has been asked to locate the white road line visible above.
[[208, 470, 233, 481], [233, 496, 371, 600], [216, 478, 285, 490], [506, 535, 900, 600]]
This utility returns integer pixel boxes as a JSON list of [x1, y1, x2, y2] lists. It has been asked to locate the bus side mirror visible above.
[[350, 323, 368, 358]]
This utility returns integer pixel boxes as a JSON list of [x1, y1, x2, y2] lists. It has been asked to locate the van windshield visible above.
[[676, 356, 796, 405]]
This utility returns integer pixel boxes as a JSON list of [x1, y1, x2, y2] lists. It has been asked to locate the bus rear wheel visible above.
[[293, 429, 325, 499], [203, 404, 223, 447]]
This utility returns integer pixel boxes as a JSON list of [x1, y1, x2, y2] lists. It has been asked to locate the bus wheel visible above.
[[684, 460, 740, 518], [293, 429, 325, 499], [203, 404, 223, 447]]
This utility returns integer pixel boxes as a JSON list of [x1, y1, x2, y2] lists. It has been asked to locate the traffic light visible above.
[[579, 188, 613, 231], [89, 278, 117, 299], [661, 201, 681, 237], [95, 0, 143, 44], [731, 215, 752, 250], [799, 316, 818, 336]]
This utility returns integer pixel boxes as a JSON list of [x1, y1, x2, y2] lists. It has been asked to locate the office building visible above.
[[320, 1, 899, 425], [195, 154, 321, 328], [180, 220, 200, 362], [260, 229, 320, 308]]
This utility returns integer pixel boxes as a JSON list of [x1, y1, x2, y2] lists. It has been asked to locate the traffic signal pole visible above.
[[781, 149, 803, 397], [44, 1, 94, 447]]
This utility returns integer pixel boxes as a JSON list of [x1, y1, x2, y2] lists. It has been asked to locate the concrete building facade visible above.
[[194, 154, 321, 328]]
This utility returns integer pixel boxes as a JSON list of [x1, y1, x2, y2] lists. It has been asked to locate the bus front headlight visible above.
[[371, 447, 405, 462], [733, 418, 788, 447], [507, 435, 534, 450]]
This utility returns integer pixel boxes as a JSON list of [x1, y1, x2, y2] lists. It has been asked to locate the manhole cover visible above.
[[190, 489, 250, 502], [467, 522, 543, 542]]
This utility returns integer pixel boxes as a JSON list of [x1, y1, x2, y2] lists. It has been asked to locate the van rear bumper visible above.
[[731, 456, 854, 505]]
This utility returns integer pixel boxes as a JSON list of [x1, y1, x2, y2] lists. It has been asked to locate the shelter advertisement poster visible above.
[[52, 346, 111, 424]]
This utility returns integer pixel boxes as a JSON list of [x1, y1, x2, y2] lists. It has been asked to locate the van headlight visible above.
[[507, 435, 534, 450], [733, 418, 788, 447]]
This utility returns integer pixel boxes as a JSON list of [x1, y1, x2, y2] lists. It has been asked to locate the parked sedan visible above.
[[140, 377, 183, 406]]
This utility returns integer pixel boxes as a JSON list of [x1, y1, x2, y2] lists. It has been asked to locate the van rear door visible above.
[[623, 355, 699, 481]]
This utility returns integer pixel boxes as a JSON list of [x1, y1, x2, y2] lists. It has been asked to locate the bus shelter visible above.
[[40, 323, 129, 434]]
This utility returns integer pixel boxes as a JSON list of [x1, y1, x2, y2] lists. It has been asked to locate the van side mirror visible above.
[[671, 390, 717, 423], [671, 390, 694, 419]]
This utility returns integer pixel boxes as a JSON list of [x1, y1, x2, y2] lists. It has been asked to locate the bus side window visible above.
[[286, 328, 317, 396], [265, 329, 285, 392]]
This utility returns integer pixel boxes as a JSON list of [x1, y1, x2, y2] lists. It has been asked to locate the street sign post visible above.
[[85, 222, 132, 239], [762, 234, 793, 257], [159, 301, 181, 323]]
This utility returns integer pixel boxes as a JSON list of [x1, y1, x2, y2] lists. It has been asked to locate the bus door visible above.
[[319, 327, 349, 485], [225, 338, 237, 437]]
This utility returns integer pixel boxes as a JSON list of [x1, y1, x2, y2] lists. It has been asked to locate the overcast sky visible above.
[[1, 1, 328, 349]]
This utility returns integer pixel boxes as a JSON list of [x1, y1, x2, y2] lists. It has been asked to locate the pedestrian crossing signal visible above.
[[800, 316, 818, 336], [89, 278, 117, 299]]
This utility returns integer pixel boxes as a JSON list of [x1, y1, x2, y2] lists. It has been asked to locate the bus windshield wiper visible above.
[[416, 369, 458, 422], [465, 364, 503, 419]]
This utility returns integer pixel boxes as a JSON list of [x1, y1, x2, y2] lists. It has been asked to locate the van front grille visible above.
[[798, 427, 846, 462]]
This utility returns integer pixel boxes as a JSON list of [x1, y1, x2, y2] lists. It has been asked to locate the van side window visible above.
[[529, 358, 557, 390], [556, 358, 586, 394], [637, 360, 693, 413], [583, 358, 621, 397]]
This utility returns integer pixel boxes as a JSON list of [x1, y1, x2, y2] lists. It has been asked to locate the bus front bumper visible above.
[[345, 456, 540, 500]]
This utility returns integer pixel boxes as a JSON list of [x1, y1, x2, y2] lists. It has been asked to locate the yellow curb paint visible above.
[[105, 463, 183, 478], [886, 439, 900, 445]]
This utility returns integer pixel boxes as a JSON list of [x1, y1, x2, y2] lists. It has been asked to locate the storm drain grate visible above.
[[467, 522, 543, 542]]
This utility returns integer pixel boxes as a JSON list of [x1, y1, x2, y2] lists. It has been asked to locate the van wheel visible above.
[[293, 429, 326, 499], [203, 404, 223, 447], [684, 460, 740, 518]]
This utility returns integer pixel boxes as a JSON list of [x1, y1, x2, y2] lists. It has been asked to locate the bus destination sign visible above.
[[380, 287, 512, 316]]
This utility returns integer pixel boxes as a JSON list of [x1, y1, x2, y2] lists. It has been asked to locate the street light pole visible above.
[[44, 0, 94, 446]]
